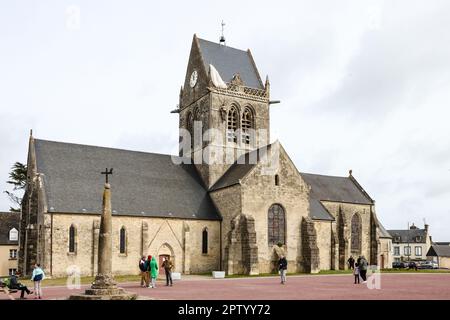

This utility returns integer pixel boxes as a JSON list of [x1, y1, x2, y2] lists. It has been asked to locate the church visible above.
[[18, 34, 392, 278]]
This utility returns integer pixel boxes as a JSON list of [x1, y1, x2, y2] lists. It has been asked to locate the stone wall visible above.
[[378, 238, 392, 269], [209, 184, 242, 271], [321, 201, 372, 269], [301, 217, 320, 273], [47, 213, 220, 278], [241, 143, 310, 273], [314, 220, 333, 271]]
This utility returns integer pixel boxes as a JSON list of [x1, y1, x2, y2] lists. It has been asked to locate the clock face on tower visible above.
[[189, 70, 198, 88]]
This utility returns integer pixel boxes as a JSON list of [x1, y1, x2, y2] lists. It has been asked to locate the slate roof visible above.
[[34, 139, 221, 220], [427, 244, 450, 257], [197, 38, 264, 89], [387, 229, 428, 243], [210, 145, 270, 191], [210, 145, 375, 221], [0, 212, 20, 245], [300, 173, 373, 205], [377, 221, 392, 238], [309, 199, 334, 221]]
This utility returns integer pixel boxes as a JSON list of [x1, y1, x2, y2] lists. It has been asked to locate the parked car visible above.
[[418, 261, 439, 269], [392, 261, 407, 268]]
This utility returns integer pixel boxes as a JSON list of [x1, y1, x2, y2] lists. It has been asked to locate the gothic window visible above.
[[120, 226, 126, 254], [186, 111, 193, 148], [268, 204, 286, 246], [69, 224, 76, 253], [9, 228, 18, 241], [227, 106, 238, 143], [275, 174, 280, 186], [202, 228, 208, 254], [241, 107, 253, 144], [350, 213, 361, 254]]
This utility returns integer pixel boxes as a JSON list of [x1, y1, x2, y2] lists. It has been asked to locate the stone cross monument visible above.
[[69, 169, 137, 300]]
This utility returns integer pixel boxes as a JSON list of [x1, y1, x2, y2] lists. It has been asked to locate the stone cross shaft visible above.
[[91, 181, 117, 290]]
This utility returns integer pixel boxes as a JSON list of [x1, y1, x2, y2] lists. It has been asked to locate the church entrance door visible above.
[[159, 255, 170, 275]]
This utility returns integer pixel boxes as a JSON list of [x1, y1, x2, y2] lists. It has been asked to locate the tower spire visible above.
[[220, 20, 226, 46]]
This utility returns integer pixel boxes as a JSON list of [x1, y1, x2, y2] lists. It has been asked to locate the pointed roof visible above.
[[427, 244, 450, 257], [210, 144, 273, 191], [33, 139, 221, 220], [197, 37, 263, 89]]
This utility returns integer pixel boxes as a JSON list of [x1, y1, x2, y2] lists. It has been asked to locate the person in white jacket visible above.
[[31, 264, 45, 299]]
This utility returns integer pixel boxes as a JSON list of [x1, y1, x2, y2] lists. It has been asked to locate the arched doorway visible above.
[[157, 243, 174, 275]]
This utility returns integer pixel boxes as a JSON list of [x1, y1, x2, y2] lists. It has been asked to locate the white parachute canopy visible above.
[[209, 64, 228, 89]]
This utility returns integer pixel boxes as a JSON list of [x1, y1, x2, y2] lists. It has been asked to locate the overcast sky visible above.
[[1, 0, 449, 240]]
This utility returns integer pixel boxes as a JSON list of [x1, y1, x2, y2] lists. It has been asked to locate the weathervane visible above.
[[220, 20, 226, 45], [101, 168, 113, 184]]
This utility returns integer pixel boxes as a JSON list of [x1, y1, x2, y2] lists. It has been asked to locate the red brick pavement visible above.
[[2, 273, 450, 300]]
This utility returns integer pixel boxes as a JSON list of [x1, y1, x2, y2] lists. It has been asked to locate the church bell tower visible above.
[[177, 34, 271, 189]]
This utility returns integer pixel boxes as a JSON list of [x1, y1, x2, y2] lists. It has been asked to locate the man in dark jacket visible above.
[[278, 255, 288, 284], [139, 256, 149, 287], [347, 256, 355, 269], [162, 256, 174, 286], [8, 272, 32, 299]]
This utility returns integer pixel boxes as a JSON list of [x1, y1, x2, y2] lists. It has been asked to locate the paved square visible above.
[[2, 273, 450, 300]]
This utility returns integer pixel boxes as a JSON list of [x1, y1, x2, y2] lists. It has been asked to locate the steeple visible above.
[[178, 35, 270, 188]]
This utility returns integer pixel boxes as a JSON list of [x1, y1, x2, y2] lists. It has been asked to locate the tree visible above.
[[4, 162, 27, 212]]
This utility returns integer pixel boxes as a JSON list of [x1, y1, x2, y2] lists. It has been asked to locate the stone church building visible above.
[[19, 35, 392, 277]]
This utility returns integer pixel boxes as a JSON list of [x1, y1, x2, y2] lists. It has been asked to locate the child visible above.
[[31, 263, 45, 299], [353, 262, 360, 284]]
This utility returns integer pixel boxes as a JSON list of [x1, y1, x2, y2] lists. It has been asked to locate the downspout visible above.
[[50, 211, 53, 276], [330, 220, 333, 270], [220, 219, 223, 271]]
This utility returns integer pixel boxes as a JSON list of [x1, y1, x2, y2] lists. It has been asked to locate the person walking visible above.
[[359, 256, 368, 283], [162, 256, 173, 287], [31, 263, 45, 299], [347, 256, 355, 270], [278, 255, 288, 285], [139, 256, 149, 287], [149, 255, 159, 288], [8, 271, 33, 299], [353, 262, 360, 284]]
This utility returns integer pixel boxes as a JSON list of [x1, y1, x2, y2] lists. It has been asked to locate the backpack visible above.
[[139, 260, 146, 272]]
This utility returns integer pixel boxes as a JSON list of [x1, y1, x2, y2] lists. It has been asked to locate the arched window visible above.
[[186, 111, 193, 134], [227, 106, 238, 143], [186, 111, 194, 148], [202, 228, 208, 254], [241, 107, 253, 144], [119, 226, 126, 254], [9, 228, 18, 241], [268, 204, 286, 246], [351, 213, 362, 254], [275, 174, 280, 186], [69, 225, 76, 253]]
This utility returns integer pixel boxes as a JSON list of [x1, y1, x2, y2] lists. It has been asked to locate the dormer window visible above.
[[394, 236, 401, 242], [9, 228, 18, 241], [415, 236, 422, 242]]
